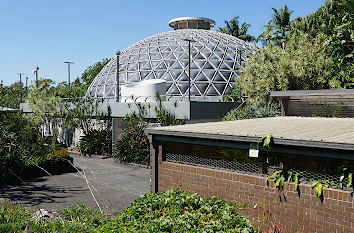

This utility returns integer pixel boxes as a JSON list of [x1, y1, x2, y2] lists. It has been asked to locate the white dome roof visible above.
[[86, 29, 254, 101]]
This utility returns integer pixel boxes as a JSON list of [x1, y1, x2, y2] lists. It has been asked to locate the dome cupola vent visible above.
[[169, 17, 215, 30]]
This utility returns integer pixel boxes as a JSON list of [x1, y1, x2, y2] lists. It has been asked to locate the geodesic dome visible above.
[[86, 18, 254, 101]]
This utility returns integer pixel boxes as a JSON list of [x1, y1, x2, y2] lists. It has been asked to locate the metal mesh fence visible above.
[[165, 153, 265, 176], [163, 142, 353, 190]]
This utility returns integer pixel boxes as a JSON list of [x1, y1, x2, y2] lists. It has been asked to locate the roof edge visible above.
[[145, 128, 354, 151]]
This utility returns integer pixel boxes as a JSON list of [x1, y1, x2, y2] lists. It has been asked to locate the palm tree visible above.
[[258, 5, 294, 48], [218, 16, 256, 42]]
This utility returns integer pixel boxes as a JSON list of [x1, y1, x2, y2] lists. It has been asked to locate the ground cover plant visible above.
[[0, 190, 259, 233], [0, 202, 109, 233]]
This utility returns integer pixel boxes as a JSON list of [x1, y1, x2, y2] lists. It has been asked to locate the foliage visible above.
[[59, 97, 102, 134], [74, 58, 110, 89], [223, 102, 280, 121], [0, 202, 109, 233], [79, 129, 112, 156], [266, 170, 300, 192], [58, 204, 110, 228], [26, 79, 61, 135], [114, 96, 183, 165], [113, 103, 150, 165], [259, 135, 274, 149], [1, 191, 257, 232], [155, 93, 184, 126], [290, 0, 353, 88], [53, 81, 86, 98], [0, 111, 49, 182], [218, 16, 256, 42], [312, 102, 343, 117], [99, 189, 257, 232], [54, 149, 71, 160], [238, 33, 338, 103], [268, 167, 353, 202], [0, 81, 22, 109], [27, 78, 103, 143], [258, 5, 294, 47]]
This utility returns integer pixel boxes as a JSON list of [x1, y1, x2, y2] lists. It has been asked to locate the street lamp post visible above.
[[64, 61, 74, 97], [116, 50, 121, 102], [183, 38, 195, 102], [16, 73, 24, 102], [238, 48, 244, 102]]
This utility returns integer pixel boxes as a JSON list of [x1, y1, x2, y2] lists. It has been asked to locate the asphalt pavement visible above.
[[0, 154, 150, 215]]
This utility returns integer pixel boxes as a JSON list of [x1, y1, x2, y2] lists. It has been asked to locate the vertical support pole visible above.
[[280, 98, 289, 116], [116, 50, 121, 102], [25, 77, 28, 96], [149, 135, 159, 193], [19, 73, 22, 102], [35, 66, 39, 88], [188, 40, 191, 102], [68, 63, 71, 97]]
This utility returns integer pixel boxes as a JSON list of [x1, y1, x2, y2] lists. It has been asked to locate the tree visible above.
[[51, 58, 110, 98], [238, 33, 340, 103], [258, 5, 294, 48], [218, 16, 256, 42], [26, 78, 103, 137], [0, 82, 22, 109], [290, 0, 353, 88], [74, 58, 110, 88]]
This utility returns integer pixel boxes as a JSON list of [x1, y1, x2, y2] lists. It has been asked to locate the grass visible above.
[[0, 190, 259, 233]]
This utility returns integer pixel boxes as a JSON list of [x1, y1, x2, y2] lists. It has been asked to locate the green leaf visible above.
[[347, 173, 352, 188], [287, 171, 293, 183], [261, 135, 273, 148], [312, 181, 320, 188], [315, 183, 323, 198], [293, 173, 299, 191]]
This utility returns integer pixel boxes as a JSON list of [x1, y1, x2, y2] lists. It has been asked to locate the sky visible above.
[[0, 0, 325, 86]]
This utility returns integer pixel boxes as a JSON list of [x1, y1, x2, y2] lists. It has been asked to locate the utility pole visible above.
[[64, 61, 74, 97], [16, 73, 24, 102], [25, 77, 28, 96], [33, 66, 39, 88]]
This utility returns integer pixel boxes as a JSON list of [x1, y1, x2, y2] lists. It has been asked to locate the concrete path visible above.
[[0, 154, 150, 215]]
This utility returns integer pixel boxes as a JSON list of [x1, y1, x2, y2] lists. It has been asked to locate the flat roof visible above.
[[270, 89, 354, 97], [146, 117, 354, 151]]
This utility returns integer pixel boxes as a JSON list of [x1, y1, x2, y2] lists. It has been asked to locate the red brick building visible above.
[[146, 117, 354, 232]]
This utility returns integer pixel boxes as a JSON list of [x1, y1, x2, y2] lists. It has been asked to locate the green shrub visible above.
[[100, 190, 257, 232], [79, 129, 112, 156], [54, 149, 71, 160], [0, 111, 49, 181], [223, 102, 280, 121], [0, 191, 258, 232], [113, 111, 150, 165]]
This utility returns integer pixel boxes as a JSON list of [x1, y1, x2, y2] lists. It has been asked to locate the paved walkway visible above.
[[0, 154, 150, 215]]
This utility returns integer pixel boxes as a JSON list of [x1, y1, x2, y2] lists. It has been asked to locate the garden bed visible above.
[[0, 190, 260, 233]]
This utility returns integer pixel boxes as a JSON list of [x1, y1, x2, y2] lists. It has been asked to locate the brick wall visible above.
[[150, 144, 354, 233]]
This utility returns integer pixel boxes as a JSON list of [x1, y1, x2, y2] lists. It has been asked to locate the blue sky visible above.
[[0, 0, 325, 86]]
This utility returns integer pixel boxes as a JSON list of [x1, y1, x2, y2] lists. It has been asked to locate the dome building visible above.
[[86, 17, 254, 101]]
